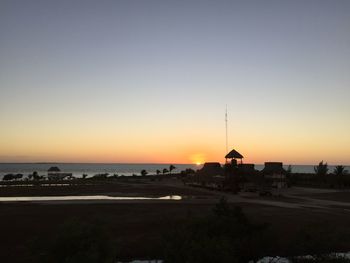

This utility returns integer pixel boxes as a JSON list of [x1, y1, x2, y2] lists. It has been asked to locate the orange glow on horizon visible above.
[[1, 1, 350, 166], [0, 122, 350, 165], [189, 153, 206, 166]]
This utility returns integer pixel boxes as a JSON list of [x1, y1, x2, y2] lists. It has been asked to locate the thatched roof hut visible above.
[[225, 149, 243, 159], [197, 162, 224, 176], [48, 166, 61, 172], [262, 162, 286, 174]]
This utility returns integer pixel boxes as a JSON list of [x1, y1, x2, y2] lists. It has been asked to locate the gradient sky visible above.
[[1, 0, 349, 164]]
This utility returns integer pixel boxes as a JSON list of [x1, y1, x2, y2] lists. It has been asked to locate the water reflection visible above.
[[0, 195, 182, 202], [117, 261, 163, 263]]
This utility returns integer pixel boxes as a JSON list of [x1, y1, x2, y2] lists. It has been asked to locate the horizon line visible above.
[[0, 162, 349, 166]]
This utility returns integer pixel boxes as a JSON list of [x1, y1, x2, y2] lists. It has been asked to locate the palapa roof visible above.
[[225, 149, 244, 159], [262, 162, 286, 174], [48, 166, 61, 172], [197, 162, 224, 176]]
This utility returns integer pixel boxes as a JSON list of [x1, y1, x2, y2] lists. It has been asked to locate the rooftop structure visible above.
[[225, 149, 244, 165], [48, 166, 60, 172], [47, 166, 72, 180], [196, 162, 224, 176], [261, 162, 286, 174]]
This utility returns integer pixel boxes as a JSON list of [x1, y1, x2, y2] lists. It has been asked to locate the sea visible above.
[[0, 163, 348, 179], [0, 163, 199, 179]]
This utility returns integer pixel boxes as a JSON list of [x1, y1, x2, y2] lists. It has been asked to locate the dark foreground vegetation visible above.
[[162, 197, 269, 263], [1, 162, 350, 262], [1, 197, 348, 263]]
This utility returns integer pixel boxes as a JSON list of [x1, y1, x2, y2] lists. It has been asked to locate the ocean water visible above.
[[0, 163, 348, 179], [0, 163, 199, 178], [0, 195, 182, 202]]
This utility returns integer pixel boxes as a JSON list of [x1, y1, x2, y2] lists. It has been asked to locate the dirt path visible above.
[[159, 182, 350, 210]]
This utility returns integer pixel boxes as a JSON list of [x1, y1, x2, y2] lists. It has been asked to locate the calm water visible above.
[[0, 195, 182, 202], [0, 163, 199, 178], [0, 163, 348, 179]]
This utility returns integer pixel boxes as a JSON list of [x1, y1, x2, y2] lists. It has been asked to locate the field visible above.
[[1, 178, 350, 262]]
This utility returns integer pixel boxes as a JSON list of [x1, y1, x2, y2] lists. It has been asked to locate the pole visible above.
[[225, 105, 228, 155]]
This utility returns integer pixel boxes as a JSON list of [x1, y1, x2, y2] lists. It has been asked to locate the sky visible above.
[[0, 0, 349, 165]]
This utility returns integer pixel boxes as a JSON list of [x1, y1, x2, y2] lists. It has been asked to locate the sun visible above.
[[189, 153, 205, 166]]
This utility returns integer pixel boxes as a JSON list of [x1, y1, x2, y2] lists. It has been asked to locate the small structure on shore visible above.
[[187, 162, 225, 189], [185, 149, 288, 193], [262, 162, 287, 189], [48, 167, 60, 173], [47, 167, 72, 180], [197, 162, 224, 176], [237, 163, 255, 172], [225, 149, 256, 174], [225, 149, 244, 166]]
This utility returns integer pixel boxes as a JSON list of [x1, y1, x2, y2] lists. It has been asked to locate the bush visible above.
[[314, 161, 329, 176], [162, 197, 270, 263], [29, 219, 118, 263]]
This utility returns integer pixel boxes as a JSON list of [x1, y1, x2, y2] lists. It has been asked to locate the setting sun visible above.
[[190, 153, 206, 166]]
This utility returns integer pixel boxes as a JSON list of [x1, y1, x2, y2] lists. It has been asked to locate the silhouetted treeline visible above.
[[288, 173, 350, 188]]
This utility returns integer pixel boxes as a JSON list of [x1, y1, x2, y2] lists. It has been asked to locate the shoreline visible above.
[[1, 164, 348, 178]]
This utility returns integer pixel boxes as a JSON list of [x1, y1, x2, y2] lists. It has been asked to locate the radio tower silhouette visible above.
[[225, 105, 228, 155]]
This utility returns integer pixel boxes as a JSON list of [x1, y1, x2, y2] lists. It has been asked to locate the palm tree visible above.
[[163, 168, 169, 175], [314, 161, 328, 176], [169, 165, 176, 174], [141, 169, 148, 176], [334, 165, 348, 176], [156, 169, 161, 175], [32, 171, 40, 180]]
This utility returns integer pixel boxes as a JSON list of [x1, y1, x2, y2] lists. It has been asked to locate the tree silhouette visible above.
[[163, 168, 169, 175], [92, 173, 109, 179], [334, 165, 348, 176], [141, 169, 148, 176], [314, 161, 328, 176], [29, 171, 41, 180], [169, 165, 176, 174], [3, 174, 14, 181], [156, 169, 161, 175]]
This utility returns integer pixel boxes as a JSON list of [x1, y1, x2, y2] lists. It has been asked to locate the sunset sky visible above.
[[1, 0, 349, 164]]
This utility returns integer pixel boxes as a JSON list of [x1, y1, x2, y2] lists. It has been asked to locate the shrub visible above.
[[314, 161, 328, 176], [162, 197, 270, 263]]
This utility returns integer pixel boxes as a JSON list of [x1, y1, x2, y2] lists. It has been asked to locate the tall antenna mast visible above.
[[225, 105, 228, 155]]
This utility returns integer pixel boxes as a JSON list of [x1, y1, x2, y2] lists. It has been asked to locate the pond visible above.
[[0, 195, 182, 202]]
